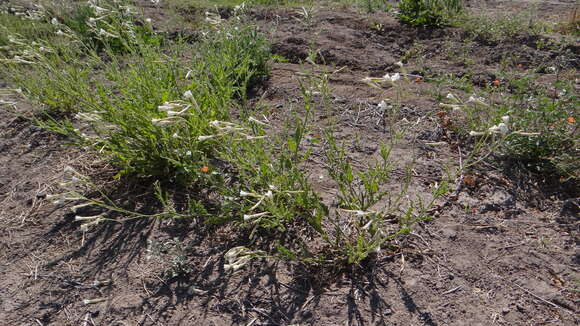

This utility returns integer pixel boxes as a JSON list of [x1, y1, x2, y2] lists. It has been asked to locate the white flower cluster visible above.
[[151, 93, 195, 127], [196, 119, 267, 142], [223, 246, 262, 272], [469, 115, 510, 136], [240, 187, 275, 221]]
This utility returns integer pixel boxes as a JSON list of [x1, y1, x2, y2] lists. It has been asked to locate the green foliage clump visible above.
[[456, 11, 547, 44], [52, 0, 162, 53], [398, 0, 462, 27]]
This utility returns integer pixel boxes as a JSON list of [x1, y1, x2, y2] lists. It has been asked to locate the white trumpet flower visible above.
[[467, 95, 488, 106], [197, 135, 218, 141], [383, 73, 401, 82], [446, 93, 460, 103], [98, 28, 118, 38], [243, 211, 269, 221]]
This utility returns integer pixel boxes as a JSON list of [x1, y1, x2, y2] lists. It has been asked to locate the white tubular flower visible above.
[[166, 105, 191, 117], [243, 211, 269, 221], [75, 112, 101, 122], [145, 18, 152, 23], [75, 214, 104, 221], [158, 102, 181, 112], [501, 115, 510, 124], [98, 28, 118, 38], [83, 298, 107, 305], [240, 135, 267, 141], [209, 120, 235, 127], [183, 90, 193, 99], [224, 256, 251, 271], [91, 5, 109, 16], [70, 202, 93, 213], [197, 135, 217, 141], [362, 220, 373, 230], [378, 100, 388, 111], [224, 246, 249, 262], [151, 118, 178, 127], [239, 190, 257, 197], [383, 73, 401, 82], [53, 198, 67, 205], [80, 218, 103, 232], [234, 2, 245, 12], [446, 93, 460, 103], [264, 190, 273, 199], [469, 131, 487, 136], [467, 95, 488, 106], [497, 123, 509, 134], [51, 17, 58, 25], [248, 116, 267, 126]]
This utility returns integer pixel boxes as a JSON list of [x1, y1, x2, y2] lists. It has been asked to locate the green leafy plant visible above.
[[456, 10, 547, 44], [398, 0, 462, 27], [49, 0, 161, 53], [439, 76, 578, 179]]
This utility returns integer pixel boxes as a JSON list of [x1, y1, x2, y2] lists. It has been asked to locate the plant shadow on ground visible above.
[[32, 169, 440, 325]]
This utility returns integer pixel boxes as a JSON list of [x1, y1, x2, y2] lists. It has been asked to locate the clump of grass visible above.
[[398, 0, 463, 27]]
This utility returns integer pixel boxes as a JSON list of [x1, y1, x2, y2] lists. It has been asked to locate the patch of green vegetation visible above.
[[455, 10, 548, 44], [439, 72, 578, 179], [0, 12, 56, 46], [398, 0, 463, 27], [167, 0, 310, 9], [2, 0, 449, 268]]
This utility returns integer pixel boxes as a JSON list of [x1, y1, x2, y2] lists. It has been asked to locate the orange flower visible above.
[[414, 77, 423, 83], [492, 80, 500, 87], [200, 166, 209, 173], [567, 116, 575, 124]]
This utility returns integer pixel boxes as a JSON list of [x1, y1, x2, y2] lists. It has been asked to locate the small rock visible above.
[[441, 227, 457, 240]]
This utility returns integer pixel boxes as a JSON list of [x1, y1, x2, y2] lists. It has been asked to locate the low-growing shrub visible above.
[[398, 0, 462, 27], [456, 10, 547, 44], [5, 0, 448, 268], [50, 0, 161, 53], [439, 76, 578, 179]]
